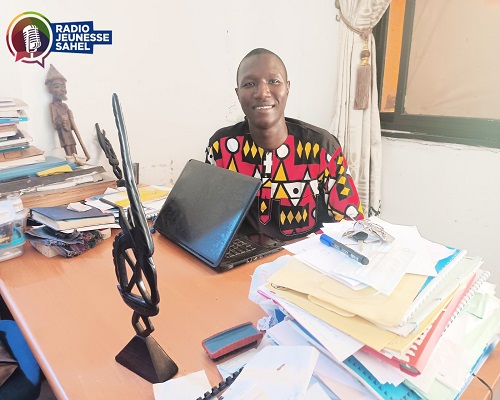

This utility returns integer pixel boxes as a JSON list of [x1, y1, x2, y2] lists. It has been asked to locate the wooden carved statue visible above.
[[110, 93, 178, 383], [95, 122, 125, 187], [45, 64, 90, 165]]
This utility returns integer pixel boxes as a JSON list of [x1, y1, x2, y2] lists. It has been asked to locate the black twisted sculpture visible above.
[[111, 93, 178, 383], [96, 122, 125, 187]]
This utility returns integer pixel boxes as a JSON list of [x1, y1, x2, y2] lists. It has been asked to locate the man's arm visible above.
[[322, 146, 364, 221]]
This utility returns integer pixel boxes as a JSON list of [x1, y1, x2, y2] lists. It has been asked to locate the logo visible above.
[[6, 12, 52, 67], [6, 11, 112, 67]]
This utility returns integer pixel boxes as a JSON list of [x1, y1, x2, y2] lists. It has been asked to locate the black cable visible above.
[[472, 373, 494, 400]]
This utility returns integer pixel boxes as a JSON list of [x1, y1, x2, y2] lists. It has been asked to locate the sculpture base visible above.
[[115, 335, 178, 383]]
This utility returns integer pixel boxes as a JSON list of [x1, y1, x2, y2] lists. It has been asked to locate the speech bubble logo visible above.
[[6, 12, 53, 67]]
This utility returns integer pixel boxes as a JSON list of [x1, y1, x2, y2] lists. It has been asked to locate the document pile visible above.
[[85, 185, 170, 221], [250, 217, 500, 400], [25, 225, 108, 258]]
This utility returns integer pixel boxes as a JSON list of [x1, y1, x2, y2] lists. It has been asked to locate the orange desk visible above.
[[0, 233, 497, 399]]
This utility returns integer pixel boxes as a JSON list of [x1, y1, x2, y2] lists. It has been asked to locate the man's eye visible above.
[[242, 82, 254, 88], [269, 79, 281, 84]]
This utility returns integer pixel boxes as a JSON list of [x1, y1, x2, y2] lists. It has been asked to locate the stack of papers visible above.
[[246, 217, 500, 399], [85, 185, 170, 220]]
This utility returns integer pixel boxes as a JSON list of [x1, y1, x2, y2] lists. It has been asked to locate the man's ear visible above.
[[235, 87, 240, 101], [286, 81, 290, 95]]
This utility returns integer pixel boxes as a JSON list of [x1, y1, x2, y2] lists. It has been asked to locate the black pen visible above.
[[320, 234, 369, 265]]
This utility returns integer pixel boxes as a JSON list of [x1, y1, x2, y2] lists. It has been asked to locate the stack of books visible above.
[[30, 204, 116, 231], [0, 99, 118, 208], [0, 98, 46, 170], [247, 217, 500, 400], [26, 203, 117, 258]]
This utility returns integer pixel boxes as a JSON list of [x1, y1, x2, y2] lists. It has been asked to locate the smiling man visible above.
[[205, 48, 363, 241]]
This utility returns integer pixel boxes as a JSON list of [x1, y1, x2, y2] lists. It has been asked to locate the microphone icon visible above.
[[23, 24, 42, 57]]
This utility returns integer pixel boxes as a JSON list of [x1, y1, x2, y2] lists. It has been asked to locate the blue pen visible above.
[[320, 234, 369, 265]]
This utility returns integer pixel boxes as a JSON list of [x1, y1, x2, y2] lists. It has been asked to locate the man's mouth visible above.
[[254, 105, 274, 110]]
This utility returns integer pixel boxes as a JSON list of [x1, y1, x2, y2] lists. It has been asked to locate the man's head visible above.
[[236, 48, 288, 84], [235, 48, 290, 137]]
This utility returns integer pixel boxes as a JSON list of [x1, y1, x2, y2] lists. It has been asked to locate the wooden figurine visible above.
[[45, 64, 90, 165]]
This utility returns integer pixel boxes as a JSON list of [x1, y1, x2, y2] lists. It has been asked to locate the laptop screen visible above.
[[154, 159, 261, 267]]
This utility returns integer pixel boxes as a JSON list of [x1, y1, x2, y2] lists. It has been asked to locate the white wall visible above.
[[380, 138, 500, 285], [2, 1, 499, 284]]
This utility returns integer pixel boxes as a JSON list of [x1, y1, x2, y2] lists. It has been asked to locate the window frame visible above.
[[374, 0, 500, 149]]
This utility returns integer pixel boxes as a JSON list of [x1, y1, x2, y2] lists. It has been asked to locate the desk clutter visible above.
[[25, 225, 111, 258], [154, 217, 500, 400], [21, 185, 169, 259]]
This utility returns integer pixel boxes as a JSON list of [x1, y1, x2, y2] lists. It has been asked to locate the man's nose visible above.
[[254, 82, 271, 99]]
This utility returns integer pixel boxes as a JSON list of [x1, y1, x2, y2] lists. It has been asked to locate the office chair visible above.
[[0, 320, 41, 400]]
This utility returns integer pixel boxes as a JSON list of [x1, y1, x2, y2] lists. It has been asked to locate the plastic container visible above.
[[3, 194, 27, 232], [0, 227, 25, 262], [0, 202, 25, 262], [0, 206, 15, 244]]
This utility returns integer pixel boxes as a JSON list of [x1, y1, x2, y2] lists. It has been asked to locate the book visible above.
[[0, 114, 28, 124], [0, 146, 45, 170], [0, 130, 32, 148], [0, 156, 73, 182], [0, 98, 28, 113], [101, 185, 170, 208], [30, 204, 116, 231], [0, 144, 29, 154], [0, 124, 18, 139], [0, 145, 43, 161], [0, 98, 16, 107], [20, 173, 117, 209], [0, 165, 106, 194]]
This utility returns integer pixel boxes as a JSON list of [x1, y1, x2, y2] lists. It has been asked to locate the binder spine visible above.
[[399, 249, 467, 326], [443, 270, 491, 333]]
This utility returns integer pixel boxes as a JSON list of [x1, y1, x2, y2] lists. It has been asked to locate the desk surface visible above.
[[0, 233, 498, 399]]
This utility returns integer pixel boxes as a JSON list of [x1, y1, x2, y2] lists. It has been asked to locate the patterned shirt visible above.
[[205, 118, 363, 240]]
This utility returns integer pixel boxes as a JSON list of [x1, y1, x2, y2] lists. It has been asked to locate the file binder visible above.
[[361, 269, 480, 376], [442, 269, 491, 333], [397, 249, 468, 327], [195, 367, 243, 400], [343, 354, 420, 400]]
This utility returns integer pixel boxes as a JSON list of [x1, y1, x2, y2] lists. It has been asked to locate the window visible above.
[[374, 0, 500, 149]]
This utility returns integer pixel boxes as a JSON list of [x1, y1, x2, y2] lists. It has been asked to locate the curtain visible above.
[[329, 0, 391, 216]]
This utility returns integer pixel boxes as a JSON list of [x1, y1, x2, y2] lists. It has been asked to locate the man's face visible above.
[[49, 80, 67, 100], [235, 54, 290, 131]]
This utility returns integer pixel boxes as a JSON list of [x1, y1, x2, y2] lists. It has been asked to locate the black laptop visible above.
[[153, 159, 282, 269]]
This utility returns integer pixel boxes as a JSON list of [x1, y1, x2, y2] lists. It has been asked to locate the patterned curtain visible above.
[[329, 0, 391, 216]]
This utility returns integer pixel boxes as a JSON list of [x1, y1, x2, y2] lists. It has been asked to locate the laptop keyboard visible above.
[[224, 237, 257, 259]]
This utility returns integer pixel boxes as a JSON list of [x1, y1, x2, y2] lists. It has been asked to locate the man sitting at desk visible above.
[[205, 48, 364, 241]]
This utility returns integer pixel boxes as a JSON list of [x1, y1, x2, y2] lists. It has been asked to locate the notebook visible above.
[[153, 159, 282, 269]]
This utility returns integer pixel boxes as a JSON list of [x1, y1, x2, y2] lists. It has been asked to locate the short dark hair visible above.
[[236, 48, 288, 84]]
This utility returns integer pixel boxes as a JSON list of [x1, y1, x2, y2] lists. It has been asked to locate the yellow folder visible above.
[[267, 258, 428, 327], [263, 281, 455, 355]]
